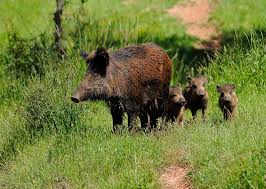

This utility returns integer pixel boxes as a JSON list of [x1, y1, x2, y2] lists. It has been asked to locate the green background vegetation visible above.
[[0, 0, 266, 188]]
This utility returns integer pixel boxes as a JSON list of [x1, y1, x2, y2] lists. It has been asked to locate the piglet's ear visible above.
[[216, 85, 221, 93], [230, 84, 236, 90], [201, 76, 208, 84], [186, 76, 192, 84], [80, 50, 89, 61]]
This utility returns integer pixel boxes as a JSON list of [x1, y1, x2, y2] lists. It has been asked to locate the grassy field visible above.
[[1, 0, 266, 188], [213, 0, 266, 33]]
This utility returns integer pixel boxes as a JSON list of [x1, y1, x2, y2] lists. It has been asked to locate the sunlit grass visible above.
[[0, 0, 266, 188]]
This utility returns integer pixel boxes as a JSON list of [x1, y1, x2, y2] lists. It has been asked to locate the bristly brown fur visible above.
[[183, 76, 208, 121], [72, 43, 172, 132], [166, 85, 186, 125], [217, 83, 238, 120]]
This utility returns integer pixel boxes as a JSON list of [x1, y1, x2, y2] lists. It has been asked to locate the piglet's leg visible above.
[[223, 107, 232, 121], [191, 109, 197, 120], [202, 107, 207, 122]]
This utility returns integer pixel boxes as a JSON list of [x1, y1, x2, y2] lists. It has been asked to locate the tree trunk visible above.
[[54, 0, 65, 57]]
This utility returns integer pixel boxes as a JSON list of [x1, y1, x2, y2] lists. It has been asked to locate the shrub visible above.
[[21, 80, 84, 136], [2, 31, 52, 80], [0, 58, 84, 166]]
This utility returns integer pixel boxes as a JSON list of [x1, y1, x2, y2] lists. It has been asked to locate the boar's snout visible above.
[[71, 84, 91, 103], [197, 90, 206, 97], [172, 96, 186, 106], [176, 96, 186, 106], [71, 96, 80, 103], [179, 98, 187, 106], [223, 96, 231, 104]]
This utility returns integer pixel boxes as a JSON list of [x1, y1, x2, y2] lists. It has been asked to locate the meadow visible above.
[[0, 0, 266, 188]]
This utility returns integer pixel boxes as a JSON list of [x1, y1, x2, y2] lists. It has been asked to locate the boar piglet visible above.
[[217, 83, 238, 120], [71, 43, 172, 132], [183, 76, 208, 121], [165, 85, 186, 125]]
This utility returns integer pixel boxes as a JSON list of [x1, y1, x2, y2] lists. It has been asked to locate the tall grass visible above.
[[213, 0, 266, 33], [170, 35, 266, 188], [1, 33, 266, 188], [1, 0, 266, 188], [0, 0, 55, 47], [0, 2, 186, 187]]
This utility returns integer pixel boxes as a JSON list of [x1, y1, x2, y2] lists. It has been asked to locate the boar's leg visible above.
[[109, 98, 124, 132], [150, 113, 158, 129], [223, 107, 231, 120], [149, 98, 164, 129], [231, 109, 236, 120], [201, 107, 207, 122], [111, 105, 123, 133], [144, 108, 158, 129], [128, 112, 138, 132], [191, 109, 197, 120], [161, 84, 170, 125], [166, 115, 174, 123], [139, 111, 149, 132], [178, 119, 184, 126], [223, 109, 228, 120], [177, 114, 184, 125]]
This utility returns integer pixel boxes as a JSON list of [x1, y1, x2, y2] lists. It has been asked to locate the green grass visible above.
[[1, 0, 266, 188], [173, 37, 266, 188], [213, 0, 266, 33], [0, 0, 55, 47]]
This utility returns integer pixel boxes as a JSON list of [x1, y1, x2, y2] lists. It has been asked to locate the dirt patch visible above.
[[168, 0, 221, 50], [52, 177, 71, 189], [123, 0, 136, 6], [159, 165, 192, 189]]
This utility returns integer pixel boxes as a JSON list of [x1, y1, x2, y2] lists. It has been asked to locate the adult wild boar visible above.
[[71, 43, 172, 132]]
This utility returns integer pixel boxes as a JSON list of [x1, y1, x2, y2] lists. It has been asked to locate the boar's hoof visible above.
[[71, 96, 80, 103]]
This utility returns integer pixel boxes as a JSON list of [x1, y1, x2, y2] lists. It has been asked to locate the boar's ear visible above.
[[89, 47, 109, 75], [186, 76, 192, 83], [80, 50, 96, 63], [80, 50, 89, 61], [230, 84, 236, 90], [94, 47, 109, 66], [201, 76, 208, 84], [216, 85, 221, 93]]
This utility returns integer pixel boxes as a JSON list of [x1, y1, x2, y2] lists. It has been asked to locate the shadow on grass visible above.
[[221, 29, 266, 49], [154, 28, 266, 84], [153, 34, 215, 83]]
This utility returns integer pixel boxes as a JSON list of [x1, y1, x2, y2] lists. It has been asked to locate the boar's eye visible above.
[[221, 92, 224, 97], [192, 84, 197, 89], [170, 94, 176, 98]]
